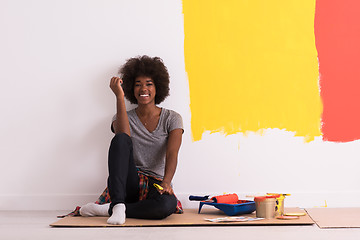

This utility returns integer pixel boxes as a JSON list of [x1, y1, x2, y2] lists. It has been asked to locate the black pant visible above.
[[107, 133, 177, 219]]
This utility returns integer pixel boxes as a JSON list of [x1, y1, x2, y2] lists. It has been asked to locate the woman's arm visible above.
[[160, 128, 183, 195], [110, 77, 131, 136]]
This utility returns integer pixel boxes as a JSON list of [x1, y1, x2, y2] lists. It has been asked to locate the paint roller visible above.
[[189, 193, 239, 204]]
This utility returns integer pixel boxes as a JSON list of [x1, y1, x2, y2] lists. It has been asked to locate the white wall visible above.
[[1, 0, 359, 211]]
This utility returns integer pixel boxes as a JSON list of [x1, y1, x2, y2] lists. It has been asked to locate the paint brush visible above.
[[153, 183, 164, 191]]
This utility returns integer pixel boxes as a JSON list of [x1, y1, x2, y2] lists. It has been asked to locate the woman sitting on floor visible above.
[[80, 55, 183, 225]]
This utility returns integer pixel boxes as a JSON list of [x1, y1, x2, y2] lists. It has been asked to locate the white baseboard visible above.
[[1, 191, 360, 211]]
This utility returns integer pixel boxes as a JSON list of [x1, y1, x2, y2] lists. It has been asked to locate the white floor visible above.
[[1, 211, 360, 240]]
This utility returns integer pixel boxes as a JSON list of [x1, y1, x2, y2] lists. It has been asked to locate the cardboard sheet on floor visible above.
[[305, 208, 360, 228], [50, 208, 314, 227]]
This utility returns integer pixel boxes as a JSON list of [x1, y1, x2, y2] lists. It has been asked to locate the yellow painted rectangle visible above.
[[183, 0, 322, 142]]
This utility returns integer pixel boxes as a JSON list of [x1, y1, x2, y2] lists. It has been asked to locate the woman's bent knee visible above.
[[112, 132, 131, 142], [111, 133, 132, 147]]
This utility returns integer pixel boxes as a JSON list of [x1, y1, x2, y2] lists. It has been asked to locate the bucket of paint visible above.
[[266, 193, 290, 216], [254, 195, 279, 219], [275, 194, 285, 216]]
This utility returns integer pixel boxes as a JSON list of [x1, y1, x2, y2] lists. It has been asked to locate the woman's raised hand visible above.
[[110, 77, 124, 98]]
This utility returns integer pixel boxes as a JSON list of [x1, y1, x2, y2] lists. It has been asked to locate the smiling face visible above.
[[134, 76, 156, 105]]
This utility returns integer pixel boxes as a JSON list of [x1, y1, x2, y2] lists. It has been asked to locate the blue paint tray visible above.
[[198, 200, 256, 216]]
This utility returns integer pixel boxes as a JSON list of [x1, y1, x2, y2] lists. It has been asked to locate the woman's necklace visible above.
[[136, 108, 161, 131], [141, 115, 156, 126]]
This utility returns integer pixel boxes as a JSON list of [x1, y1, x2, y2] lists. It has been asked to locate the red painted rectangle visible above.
[[315, 0, 360, 142]]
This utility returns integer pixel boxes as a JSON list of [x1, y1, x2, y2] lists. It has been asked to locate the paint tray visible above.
[[198, 200, 256, 216]]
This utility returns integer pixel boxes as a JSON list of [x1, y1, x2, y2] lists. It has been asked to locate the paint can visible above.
[[254, 195, 279, 219], [275, 195, 285, 216], [266, 193, 291, 216]]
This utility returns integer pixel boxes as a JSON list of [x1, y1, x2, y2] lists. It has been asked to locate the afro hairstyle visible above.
[[119, 55, 170, 104]]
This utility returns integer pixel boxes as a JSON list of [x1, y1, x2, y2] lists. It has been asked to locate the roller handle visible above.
[[189, 195, 210, 201]]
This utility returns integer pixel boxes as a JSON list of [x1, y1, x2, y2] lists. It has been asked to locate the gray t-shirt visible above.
[[112, 108, 183, 179]]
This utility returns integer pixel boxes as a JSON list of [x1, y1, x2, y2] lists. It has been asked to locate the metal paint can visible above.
[[254, 195, 279, 219]]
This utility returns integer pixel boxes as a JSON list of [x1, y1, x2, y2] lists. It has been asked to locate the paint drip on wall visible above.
[[183, 0, 323, 142]]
